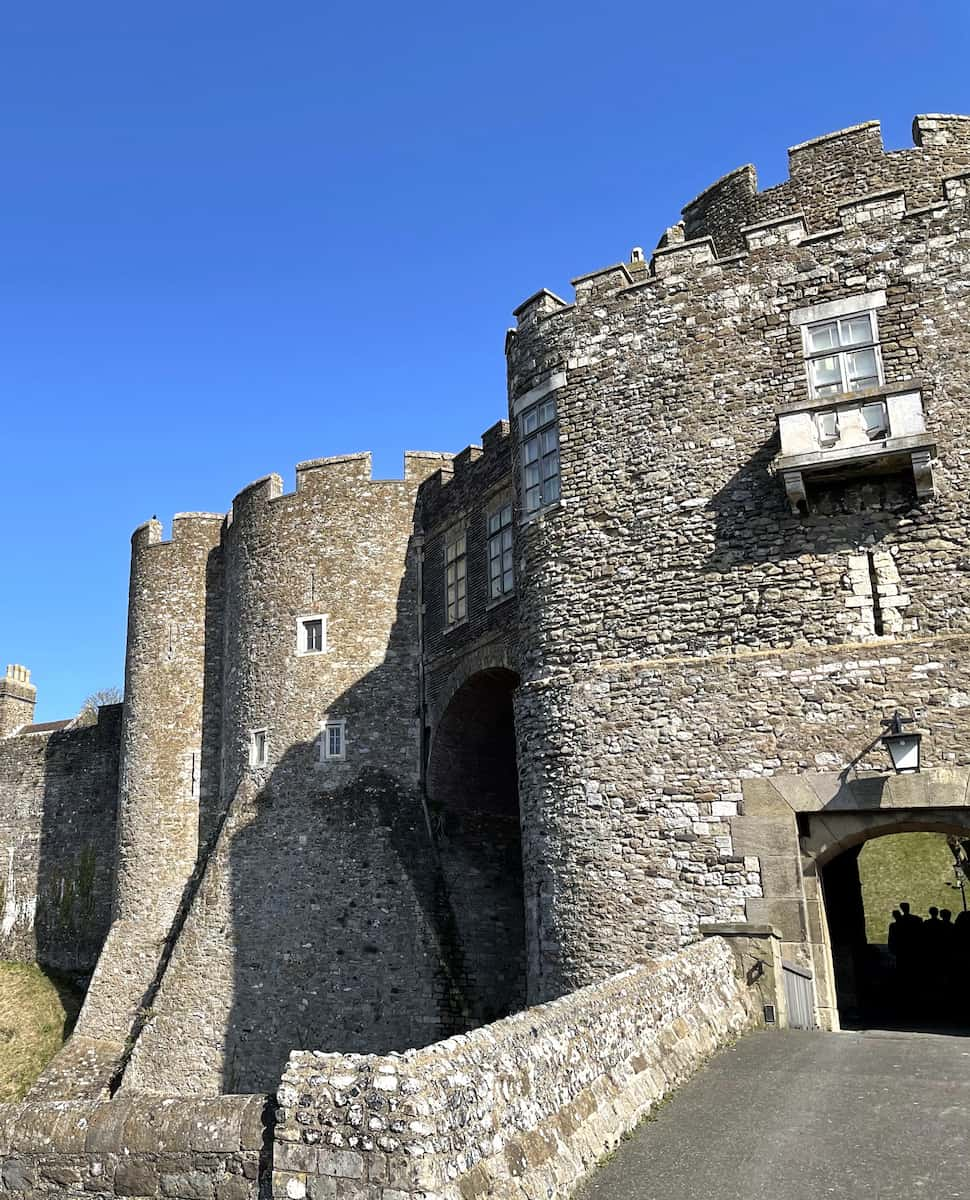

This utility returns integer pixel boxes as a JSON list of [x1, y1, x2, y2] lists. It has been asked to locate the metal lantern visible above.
[[881, 711, 922, 774]]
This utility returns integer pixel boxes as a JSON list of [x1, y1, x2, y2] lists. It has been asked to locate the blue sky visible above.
[[3, 2, 969, 720]]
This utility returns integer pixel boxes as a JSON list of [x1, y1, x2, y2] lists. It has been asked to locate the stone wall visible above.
[[0, 706, 121, 979], [272, 937, 758, 1200], [0, 1092, 269, 1198], [507, 115, 970, 999], [121, 454, 470, 1097]]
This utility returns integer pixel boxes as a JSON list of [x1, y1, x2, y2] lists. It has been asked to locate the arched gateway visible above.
[[732, 769, 970, 1030], [426, 665, 526, 1023]]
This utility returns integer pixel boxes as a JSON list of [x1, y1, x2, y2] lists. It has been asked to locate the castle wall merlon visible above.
[[404, 450, 455, 483], [650, 235, 717, 277], [130, 518, 163, 551], [230, 473, 285, 521], [295, 452, 372, 492], [571, 263, 635, 305], [912, 113, 970, 150], [513, 288, 570, 329], [481, 419, 510, 454], [787, 119, 882, 162]]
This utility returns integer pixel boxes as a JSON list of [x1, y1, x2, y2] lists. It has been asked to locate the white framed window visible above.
[[803, 311, 883, 399], [296, 613, 328, 656], [320, 718, 346, 761], [249, 728, 268, 768], [521, 394, 560, 515], [487, 502, 514, 600], [445, 532, 467, 625]]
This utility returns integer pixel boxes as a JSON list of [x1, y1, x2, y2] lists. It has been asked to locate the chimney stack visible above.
[[0, 664, 36, 736]]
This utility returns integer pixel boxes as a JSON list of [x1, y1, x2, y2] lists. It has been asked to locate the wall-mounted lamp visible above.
[[881, 711, 922, 774]]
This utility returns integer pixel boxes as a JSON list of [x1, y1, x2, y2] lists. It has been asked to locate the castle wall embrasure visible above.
[[123, 453, 469, 1095], [0, 707, 120, 978], [507, 116, 970, 999]]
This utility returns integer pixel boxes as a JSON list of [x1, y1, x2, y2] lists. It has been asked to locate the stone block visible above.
[[113, 1161, 160, 1196]]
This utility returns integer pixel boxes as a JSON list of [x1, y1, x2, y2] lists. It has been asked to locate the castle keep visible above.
[[2, 114, 970, 1199]]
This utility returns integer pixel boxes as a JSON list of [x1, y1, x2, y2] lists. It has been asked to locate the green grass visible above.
[[858, 833, 965, 944], [0, 962, 82, 1101]]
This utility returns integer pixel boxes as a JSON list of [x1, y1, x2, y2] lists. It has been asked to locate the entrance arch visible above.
[[733, 770, 970, 1030], [426, 667, 526, 1023], [816, 820, 970, 1031]]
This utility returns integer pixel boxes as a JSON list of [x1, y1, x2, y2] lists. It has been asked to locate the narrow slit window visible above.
[[445, 532, 467, 625], [250, 729, 268, 768], [487, 503, 514, 599]]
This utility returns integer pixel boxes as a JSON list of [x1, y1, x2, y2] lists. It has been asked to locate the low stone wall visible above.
[[273, 937, 758, 1200], [0, 1092, 270, 1198]]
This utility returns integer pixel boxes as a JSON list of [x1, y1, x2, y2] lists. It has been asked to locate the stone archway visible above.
[[732, 769, 970, 1030], [426, 665, 525, 1023]]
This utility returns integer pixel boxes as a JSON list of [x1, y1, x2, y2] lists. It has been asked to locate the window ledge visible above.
[[519, 499, 563, 527], [775, 379, 923, 416], [485, 592, 516, 612], [773, 432, 936, 475], [444, 618, 469, 635]]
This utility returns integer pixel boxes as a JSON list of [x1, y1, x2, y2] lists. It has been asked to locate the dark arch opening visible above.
[[427, 667, 525, 1023], [821, 827, 970, 1034]]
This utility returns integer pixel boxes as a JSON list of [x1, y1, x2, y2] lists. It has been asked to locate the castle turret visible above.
[[74, 512, 224, 1054], [0, 664, 36, 736]]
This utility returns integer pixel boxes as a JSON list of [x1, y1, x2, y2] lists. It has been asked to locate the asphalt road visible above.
[[575, 1030, 970, 1200]]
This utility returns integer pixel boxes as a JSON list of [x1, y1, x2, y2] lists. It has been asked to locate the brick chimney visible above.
[[0, 664, 36, 736]]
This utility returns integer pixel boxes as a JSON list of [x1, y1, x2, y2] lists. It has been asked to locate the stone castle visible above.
[[2, 113, 970, 1199]]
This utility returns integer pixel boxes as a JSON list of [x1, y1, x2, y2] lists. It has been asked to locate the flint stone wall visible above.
[[273, 937, 756, 1200], [507, 117, 970, 999], [0, 707, 121, 979], [0, 1092, 269, 1199]]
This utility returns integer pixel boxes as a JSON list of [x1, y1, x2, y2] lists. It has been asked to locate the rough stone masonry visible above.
[[0, 111, 969, 1196]]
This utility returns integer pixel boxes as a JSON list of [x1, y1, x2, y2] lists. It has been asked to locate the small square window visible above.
[[249, 729, 268, 768], [320, 718, 346, 761], [815, 409, 840, 448], [296, 614, 328, 656]]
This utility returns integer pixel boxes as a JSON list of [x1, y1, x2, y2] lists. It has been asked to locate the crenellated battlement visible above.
[[508, 117, 970, 340], [131, 512, 225, 554], [417, 419, 513, 509]]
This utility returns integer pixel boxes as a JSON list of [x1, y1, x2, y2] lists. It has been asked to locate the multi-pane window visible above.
[[320, 719, 346, 761], [249, 728, 268, 767], [296, 614, 328, 655], [804, 313, 882, 398], [445, 532, 467, 625], [487, 503, 514, 600], [521, 395, 560, 515], [814, 399, 889, 449]]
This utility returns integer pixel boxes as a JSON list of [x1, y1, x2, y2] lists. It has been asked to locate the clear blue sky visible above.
[[3, 2, 969, 720]]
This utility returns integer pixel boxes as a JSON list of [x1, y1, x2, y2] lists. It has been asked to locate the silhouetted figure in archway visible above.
[[894, 902, 923, 1018]]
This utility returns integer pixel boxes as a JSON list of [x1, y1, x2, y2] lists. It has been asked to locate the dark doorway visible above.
[[427, 668, 526, 1023], [822, 831, 970, 1033]]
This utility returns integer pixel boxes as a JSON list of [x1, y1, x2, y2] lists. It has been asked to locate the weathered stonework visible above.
[[273, 937, 756, 1200], [1, 110, 970, 1196]]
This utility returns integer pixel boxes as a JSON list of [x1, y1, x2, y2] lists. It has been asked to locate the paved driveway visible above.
[[575, 1030, 970, 1200]]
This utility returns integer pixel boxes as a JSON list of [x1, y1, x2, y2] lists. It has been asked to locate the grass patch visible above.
[[859, 833, 966, 943], [0, 962, 82, 1101]]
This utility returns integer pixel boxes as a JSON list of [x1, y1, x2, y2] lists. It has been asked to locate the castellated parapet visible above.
[[3, 117, 970, 1179], [505, 113, 970, 1014]]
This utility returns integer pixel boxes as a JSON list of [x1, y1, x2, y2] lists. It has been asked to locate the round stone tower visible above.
[[507, 114, 970, 1018]]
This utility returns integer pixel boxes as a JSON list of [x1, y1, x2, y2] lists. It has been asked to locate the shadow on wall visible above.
[[31, 706, 123, 985], [213, 588, 527, 1093]]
